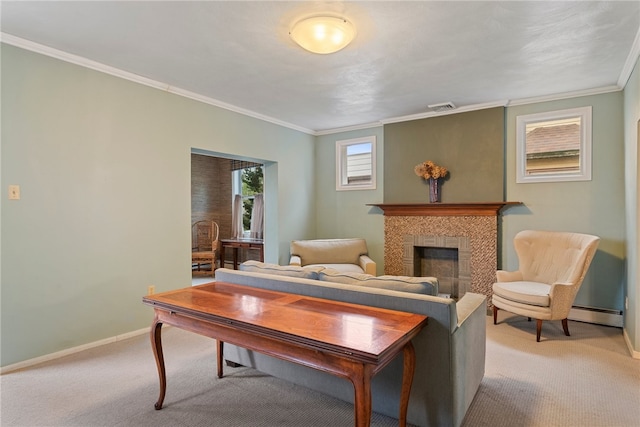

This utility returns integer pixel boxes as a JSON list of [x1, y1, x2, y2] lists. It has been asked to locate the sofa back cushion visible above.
[[318, 268, 439, 296], [240, 260, 324, 280], [290, 238, 368, 266], [214, 267, 463, 334]]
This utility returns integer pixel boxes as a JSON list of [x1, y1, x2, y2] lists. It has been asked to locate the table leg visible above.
[[150, 316, 166, 410], [217, 340, 224, 378], [232, 247, 239, 269], [351, 365, 373, 427], [220, 245, 226, 269], [399, 341, 416, 427]]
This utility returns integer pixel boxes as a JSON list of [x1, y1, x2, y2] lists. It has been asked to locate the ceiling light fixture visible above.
[[289, 16, 356, 54]]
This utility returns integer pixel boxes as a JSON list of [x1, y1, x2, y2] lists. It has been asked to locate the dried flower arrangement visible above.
[[414, 160, 448, 180]]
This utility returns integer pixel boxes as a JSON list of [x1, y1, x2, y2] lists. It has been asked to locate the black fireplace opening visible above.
[[414, 246, 459, 299]]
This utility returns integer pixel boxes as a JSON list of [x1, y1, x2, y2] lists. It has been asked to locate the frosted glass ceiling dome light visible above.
[[290, 16, 356, 54]]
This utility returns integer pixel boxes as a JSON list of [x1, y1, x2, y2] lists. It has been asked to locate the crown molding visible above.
[[315, 121, 383, 136], [618, 25, 640, 88], [379, 100, 509, 126], [2, 31, 633, 138], [1, 33, 168, 90], [506, 85, 622, 107], [310, 81, 621, 135], [0, 33, 316, 136], [314, 100, 508, 135]]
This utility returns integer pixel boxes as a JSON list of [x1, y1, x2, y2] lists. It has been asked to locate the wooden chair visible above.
[[192, 220, 219, 276]]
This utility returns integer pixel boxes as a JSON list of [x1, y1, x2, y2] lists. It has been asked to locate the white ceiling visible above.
[[2, 1, 639, 134]]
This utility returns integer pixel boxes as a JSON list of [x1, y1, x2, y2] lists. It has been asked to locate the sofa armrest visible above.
[[455, 292, 487, 328], [451, 292, 487, 424], [496, 270, 523, 282], [290, 255, 302, 266], [359, 255, 376, 275]]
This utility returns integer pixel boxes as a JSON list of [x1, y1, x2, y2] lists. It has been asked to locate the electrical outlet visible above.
[[8, 185, 20, 200], [147, 285, 155, 295]]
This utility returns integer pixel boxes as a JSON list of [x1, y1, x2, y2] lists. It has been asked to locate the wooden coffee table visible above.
[[142, 282, 428, 427]]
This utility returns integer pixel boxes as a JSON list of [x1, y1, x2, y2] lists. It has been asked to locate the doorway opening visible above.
[[191, 150, 270, 281]]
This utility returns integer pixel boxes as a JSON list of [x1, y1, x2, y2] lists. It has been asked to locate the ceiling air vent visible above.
[[428, 102, 456, 112]]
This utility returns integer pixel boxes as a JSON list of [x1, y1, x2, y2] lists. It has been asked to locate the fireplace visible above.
[[404, 235, 470, 299], [369, 202, 518, 306]]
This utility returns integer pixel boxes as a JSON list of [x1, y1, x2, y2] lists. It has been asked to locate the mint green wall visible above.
[[315, 128, 384, 275], [2, 42, 636, 366], [623, 55, 640, 354], [504, 92, 626, 313], [0, 44, 315, 366]]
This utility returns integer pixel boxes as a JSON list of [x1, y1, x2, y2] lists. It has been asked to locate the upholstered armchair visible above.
[[289, 238, 376, 275], [492, 230, 600, 342]]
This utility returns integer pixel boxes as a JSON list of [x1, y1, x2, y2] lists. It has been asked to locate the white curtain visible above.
[[249, 193, 264, 239], [231, 194, 243, 238]]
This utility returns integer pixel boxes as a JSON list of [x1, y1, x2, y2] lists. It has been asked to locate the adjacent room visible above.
[[190, 153, 265, 278], [2, 2, 640, 427]]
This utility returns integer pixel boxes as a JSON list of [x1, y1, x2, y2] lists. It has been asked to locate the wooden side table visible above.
[[220, 238, 264, 269]]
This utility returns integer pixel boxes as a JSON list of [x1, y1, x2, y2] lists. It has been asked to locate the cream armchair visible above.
[[289, 238, 376, 275], [492, 230, 600, 342]]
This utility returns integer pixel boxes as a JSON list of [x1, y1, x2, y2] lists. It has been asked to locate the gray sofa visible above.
[[214, 266, 486, 427]]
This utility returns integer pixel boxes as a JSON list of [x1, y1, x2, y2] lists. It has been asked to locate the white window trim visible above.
[[516, 106, 592, 183], [336, 136, 377, 191]]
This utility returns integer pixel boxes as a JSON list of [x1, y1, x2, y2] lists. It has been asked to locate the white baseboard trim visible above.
[[0, 327, 150, 375], [623, 328, 640, 359], [568, 306, 623, 328]]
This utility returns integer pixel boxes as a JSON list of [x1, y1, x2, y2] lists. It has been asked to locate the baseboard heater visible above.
[[569, 305, 623, 328]]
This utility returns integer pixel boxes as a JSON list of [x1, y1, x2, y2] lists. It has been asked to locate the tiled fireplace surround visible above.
[[371, 203, 515, 304]]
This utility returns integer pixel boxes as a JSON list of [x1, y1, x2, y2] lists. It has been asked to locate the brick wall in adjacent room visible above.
[[191, 154, 233, 242]]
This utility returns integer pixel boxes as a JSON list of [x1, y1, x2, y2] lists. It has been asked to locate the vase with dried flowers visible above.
[[414, 160, 448, 203]]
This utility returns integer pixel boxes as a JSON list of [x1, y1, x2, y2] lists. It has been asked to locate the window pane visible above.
[[525, 117, 581, 176], [346, 143, 372, 183], [336, 136, 377, 191], [516, 106, 591, 183], [232, 166, 263, 235]]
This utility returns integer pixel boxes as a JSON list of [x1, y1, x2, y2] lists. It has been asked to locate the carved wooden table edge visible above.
[[142, 283, 428, 427]]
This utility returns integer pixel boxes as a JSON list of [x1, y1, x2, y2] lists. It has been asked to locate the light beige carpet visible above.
[[465, 314, 640, 427], [1, 314, 639, 427]]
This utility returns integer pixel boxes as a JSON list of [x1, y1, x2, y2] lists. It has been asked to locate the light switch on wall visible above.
[[8, 185, 20, 200]]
